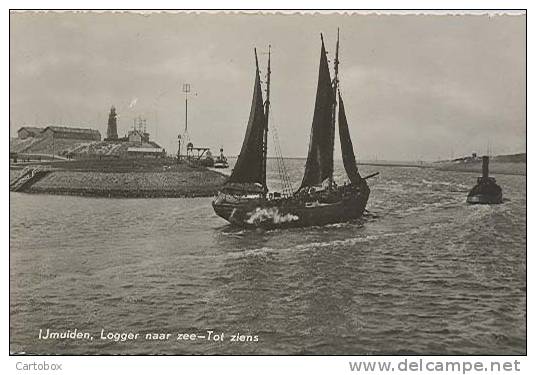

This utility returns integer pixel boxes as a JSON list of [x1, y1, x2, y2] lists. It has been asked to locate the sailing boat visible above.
[[212, 31, 375, 228]]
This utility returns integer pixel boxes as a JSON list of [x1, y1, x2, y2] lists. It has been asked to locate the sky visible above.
[[10, 11, 526, 161]]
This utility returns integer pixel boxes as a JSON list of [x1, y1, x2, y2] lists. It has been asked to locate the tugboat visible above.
[[212, 30, 376, 228], [214, 147, 229, 168], [467, 156, 503, 204]]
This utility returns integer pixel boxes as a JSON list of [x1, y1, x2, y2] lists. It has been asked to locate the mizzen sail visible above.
[[300, 35, 336, 189], [338, 93, 361, 185], [227, 50, 267, 191]]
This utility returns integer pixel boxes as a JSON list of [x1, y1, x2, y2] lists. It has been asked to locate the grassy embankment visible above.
[[9, 158, 228, 198]]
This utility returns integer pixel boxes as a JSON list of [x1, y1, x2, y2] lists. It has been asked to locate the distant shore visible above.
[[10, 159, 227, 198], [432, 161, 526, 176], [357, 160, 526, 176], [9, 157, 525, 199]]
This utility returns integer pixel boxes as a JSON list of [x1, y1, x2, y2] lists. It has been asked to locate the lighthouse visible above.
[[106, 106, 118, 140]]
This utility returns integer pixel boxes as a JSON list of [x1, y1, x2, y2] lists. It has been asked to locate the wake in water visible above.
[[245, 207, 299, 225], [234, 226, 430, 259]]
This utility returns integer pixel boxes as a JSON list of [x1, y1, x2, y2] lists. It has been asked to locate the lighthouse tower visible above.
[[106, 106, 118, 140]]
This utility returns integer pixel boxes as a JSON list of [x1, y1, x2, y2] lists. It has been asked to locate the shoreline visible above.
[[432, 161, 526, 176], [23, 170, 225, 198], [433, 166, 526, 176], [359, 161, 526, 177], [10, 159, 525, 199], [16, 188, 218, 199], [10, 159, 227, 198]]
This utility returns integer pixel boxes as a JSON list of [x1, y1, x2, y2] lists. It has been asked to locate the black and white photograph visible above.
[[8, 7, 527, 367]]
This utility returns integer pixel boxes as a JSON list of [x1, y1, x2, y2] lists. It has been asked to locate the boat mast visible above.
[[333, 29, 340, 98], [331, 29, 340, 183], [262, 45, 271, 194]]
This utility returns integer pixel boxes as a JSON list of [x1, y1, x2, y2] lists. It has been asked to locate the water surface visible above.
[[10, 160, 526, 354]]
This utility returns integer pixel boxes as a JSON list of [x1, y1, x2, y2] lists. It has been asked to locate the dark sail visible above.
[[227, 52, 267, 191], [300, 36, 336, 189], [338, 93, 361, 185]]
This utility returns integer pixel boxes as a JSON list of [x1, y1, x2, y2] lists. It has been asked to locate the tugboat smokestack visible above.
[[482, 156, 489, 179], [467, 155, 502, 204]]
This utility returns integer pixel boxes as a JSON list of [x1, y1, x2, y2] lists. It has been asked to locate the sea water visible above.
[[9, 160, 526, 354]]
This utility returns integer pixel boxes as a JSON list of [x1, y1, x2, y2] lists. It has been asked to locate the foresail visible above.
[[227, 55, 266, 190], [338, 93, 361, 185], [300, 36, 336, 189]]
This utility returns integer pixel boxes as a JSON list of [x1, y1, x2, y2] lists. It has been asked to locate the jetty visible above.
[[9, 166, 52, 192], [10, 103, 229, 198], [9, 159, 227, 198]]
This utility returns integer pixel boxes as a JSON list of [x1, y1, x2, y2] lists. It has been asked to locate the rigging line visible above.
[[269, 120, 282, 191], [277, 129, 293, 194], [281, 144, 293, 193], [277, 134, 292, 195], [274, 129, 289, 195], [272, 130, 282, 190], [271, 126, 289, 196], [269, 116, 289, 192], [280, 152, 292, 195], [281, 150, 294, 195], [268, 108, 293, 196], [274, 133, 286, 195], [273, 126, 293, 196], [272, 127, 286, 193]]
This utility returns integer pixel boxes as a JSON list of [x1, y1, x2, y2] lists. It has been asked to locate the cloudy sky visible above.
[[10, 11, 526, 161]]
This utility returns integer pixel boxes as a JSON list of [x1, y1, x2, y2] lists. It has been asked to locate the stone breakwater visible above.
[[10, 169, 227, 198]]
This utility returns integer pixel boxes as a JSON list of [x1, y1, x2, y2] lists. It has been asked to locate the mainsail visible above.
[[300, 36, 336, 189], [338, 93, 361, 185], [227, 50, 267, 191]]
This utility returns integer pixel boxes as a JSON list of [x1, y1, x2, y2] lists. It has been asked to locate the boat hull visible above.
[[466, 193, 503, 204], [467, 178, 503, 204], [212, 184, 370, 228]]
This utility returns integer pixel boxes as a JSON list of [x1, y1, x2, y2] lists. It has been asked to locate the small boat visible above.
[[212, 30, 375, 228], [214, 147, 229, 168], [467, 156, 503, 204]]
